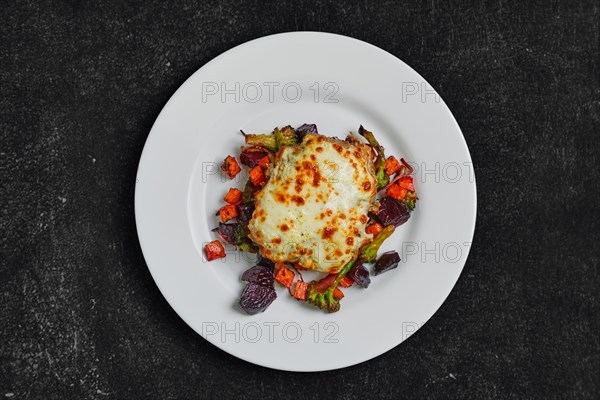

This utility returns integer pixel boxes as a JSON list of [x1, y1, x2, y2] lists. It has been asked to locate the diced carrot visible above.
[[339, 275, 354, 288], [293, 281, 308, 301], [387, 184, 407, 201], [384, 156, 401, 176], [249, 165, 266, 186], [365, 222, 383, 236], [274, 265, 295, 288], [397, 176, 415, 191], [333, 287, 344, 299], [204, 240, 225, 261], [224, 188, 243, 204], [221, 155, 241, 179], [258, 155, 270, 169], [219, 204, 238, 222]]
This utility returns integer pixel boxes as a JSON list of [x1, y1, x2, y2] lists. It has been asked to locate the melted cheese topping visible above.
[[247, 134, 377, 273]]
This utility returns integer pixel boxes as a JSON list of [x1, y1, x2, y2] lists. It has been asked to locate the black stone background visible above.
[[1, 0, 598, 399]]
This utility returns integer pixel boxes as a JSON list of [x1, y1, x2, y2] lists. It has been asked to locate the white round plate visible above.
[[135, 32, 476, 372]]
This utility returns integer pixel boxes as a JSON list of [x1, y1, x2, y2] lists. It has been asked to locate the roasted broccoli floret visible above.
[[305, 260, 355, 313], [359, 225, 395, 263], [243, 126, 297, 152], [358, 125, 390, 188]]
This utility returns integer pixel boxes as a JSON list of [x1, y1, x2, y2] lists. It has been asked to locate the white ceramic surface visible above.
[[135, 32, 477, 372]]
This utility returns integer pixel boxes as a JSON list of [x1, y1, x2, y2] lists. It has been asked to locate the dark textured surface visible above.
[[1, 1, 599, 399]]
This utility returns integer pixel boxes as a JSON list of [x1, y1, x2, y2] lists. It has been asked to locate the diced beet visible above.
[[238, 282, 277, 315], [376, 196, 410, 227], [212, 223, 243, 245], [295, 123, 318, 140], [237, 202, 255, 223], [240, 148, 269, 168], [374, 251, 401, 275], [256, 254, 275, 271], [348, 260, 371, 288], [241, 265, 274, 288]]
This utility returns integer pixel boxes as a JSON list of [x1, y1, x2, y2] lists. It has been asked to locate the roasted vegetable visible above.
[[293, 281, 308, 300], [212, 222, 245, 245], [238, 282, 277, 314], [339, 275, 354, 288], [204, 240, 226, 261], [221, 155, 241, 179], [296, 123, 318, 140], [241, 265, 275, 288], [219, 204, 238, 222], [224, 188, 243, 204], [274, 264, 295, 287], [384, 155, 402, 176], [237, 202, 255, 222], [305, 260, 355, 313], [376, 196, 411, 227], [256, 254, 275, 270], [374, 251, 400, 275], [249, 165, 266, 186], [365, 222, 383, 236], [359, 225, 395, 263], [243, 126, 297, 152], [239, 146, 270, 168], [348, 259, 371, 288], [241, 180, 259, 204], [358, 125, 389, 188]]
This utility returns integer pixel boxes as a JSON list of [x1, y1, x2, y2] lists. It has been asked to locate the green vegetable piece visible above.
[[358, 125, 389, 188], [359, 225, 395, 263]]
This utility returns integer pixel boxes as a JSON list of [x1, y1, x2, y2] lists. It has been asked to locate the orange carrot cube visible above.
[[398, 176, 415, 191], [384, 156, 402, 176], [258, 155, 270, 169], [249, 165, 266, 186], [274, 265, 294, 287], [387, 184, 407, 201], [219, 204, 238, 222], [365, 222, 383, 236], [339, 275, 354, 288], [204, 240, 225, 261], [293, 281, 308, 300], [224, 188, 243, 204], [333, 287, 344, 299], [221, 155, 241, 179]]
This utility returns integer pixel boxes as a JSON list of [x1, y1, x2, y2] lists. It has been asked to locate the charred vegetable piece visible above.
[[212, 222, 244, 245], [239, 147, 270, 168], [244, 132, 277, 152], [339, 275, 354, 288], [374, 251, 401, 275], [348, 260, 371, 288], [274, 126, 298, 149], [397, 176, 415, 191], [384, 156, 402, 176], [219, 204, 238, 222], [293, 281, 308, 300], [296, 123, 318, 140], [249, 165, 266, 186], [386, 184, 407, 201], [305, 260, 355, 313], [224, 188, 243, 204], [358, 125, 389, 188], [359, 225, 395, 263], [402, 190, 418, 211], [258, 155, 270, 169], [241, 265, 274, 288], [376, 196, 411, 227], [237, 202, 255, 223], [238, 282, 277, 315], [221, 155, 241, 179], [241, 180, 259, 204], [256, 254, 275, 271], [333, 287, 344, 299], [365, 222, 383, 236], [274, 264, 295, 287], [204, 240, 226, 261]]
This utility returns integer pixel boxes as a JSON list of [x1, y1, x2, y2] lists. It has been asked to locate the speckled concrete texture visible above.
[[1, 1, 598, 399]]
